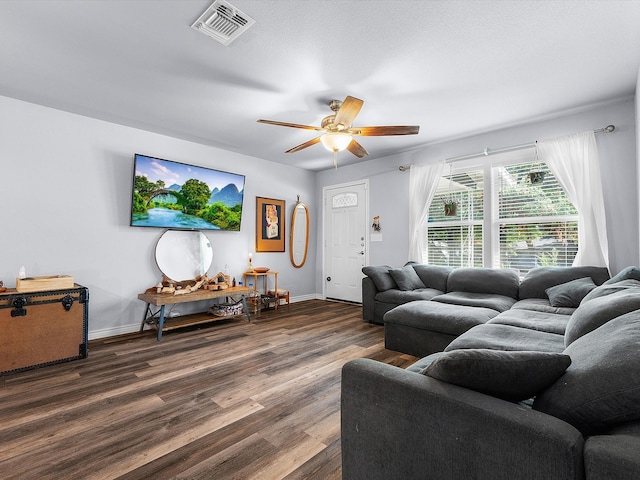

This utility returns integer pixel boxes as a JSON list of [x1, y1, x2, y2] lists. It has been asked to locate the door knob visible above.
[[326, 276, 331, 282]]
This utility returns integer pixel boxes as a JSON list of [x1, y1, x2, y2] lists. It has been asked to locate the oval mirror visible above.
[[155, 230, 213, 282], [290, 200, 309, 268]]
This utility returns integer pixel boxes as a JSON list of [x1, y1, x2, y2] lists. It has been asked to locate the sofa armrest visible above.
[[341, 358, 585, 480], [362, 276, 378, 322]]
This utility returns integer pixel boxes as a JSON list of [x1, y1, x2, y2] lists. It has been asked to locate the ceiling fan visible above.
[[257, 96, 420, 167]]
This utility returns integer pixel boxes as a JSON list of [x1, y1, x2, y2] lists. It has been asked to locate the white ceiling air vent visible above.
[[191, 0, 255, 46]]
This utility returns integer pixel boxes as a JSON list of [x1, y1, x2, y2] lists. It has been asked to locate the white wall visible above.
[[316, 96, 639, 285], [0, 95, 318, 339]]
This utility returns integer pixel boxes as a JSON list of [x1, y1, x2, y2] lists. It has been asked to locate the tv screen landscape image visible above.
[[130, 154, 245, 231]]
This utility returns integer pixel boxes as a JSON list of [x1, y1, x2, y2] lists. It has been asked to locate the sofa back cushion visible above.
[[534, 310, 640, 435], [362, 265, 397, 292], [518, 266, 610, 299], [411, 264, 451, 291], [446, 267, 520, 298], [565, 289, 640, 346]]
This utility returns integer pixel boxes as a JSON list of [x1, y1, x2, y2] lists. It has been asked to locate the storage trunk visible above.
[[0, 285, 89, 375]]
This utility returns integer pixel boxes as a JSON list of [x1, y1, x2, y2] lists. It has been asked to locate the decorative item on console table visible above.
[[0, 284, 89, 375]]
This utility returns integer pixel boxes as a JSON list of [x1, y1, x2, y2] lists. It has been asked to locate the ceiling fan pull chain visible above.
[[333, 150, 338, 169]]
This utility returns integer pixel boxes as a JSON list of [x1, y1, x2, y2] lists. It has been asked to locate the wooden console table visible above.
[[138, 286, 252, 341]]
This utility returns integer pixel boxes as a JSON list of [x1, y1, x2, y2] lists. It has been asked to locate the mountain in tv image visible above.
[[209, 184, 243, 207]]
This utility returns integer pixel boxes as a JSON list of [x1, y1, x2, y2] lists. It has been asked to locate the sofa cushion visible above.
[[534, 310, 640, 434], [362, 265, 397, 291], [446, 267, 520, 298], [388, 265, 426, 290], [581, 279, 640, 303], [431, 292, 517, 312], [375, 288, 443, 305], [518, 266, 610, 299], [445, 324, 566, 353], [565, 290, 640, 346], [384, 301, 498, 336], [411, 264, 451, 291], [545, 277, 596, 308], [511, 298, 577, 316], [421, 349, 571, 402], [488, 309, 570, 335], [604, 265, 640, 285]]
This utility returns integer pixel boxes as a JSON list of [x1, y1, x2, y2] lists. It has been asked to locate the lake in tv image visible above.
[[131, 154, 245, 231]]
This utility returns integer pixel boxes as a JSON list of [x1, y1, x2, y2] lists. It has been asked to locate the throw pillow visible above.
[[604, 266, 640, 285], [565, 290, 640, 346], [534, 310, 640, 435], [421, 349, 571, 402], [388, 266, 426, 291], [411, 264, 451, 291], [581, 279, 640, 304], [545, 277, 596, 308], [362, 265, 397, 291]]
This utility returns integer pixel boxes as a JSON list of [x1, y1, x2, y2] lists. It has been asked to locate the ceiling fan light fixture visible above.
[[320, 132, 352, 152]]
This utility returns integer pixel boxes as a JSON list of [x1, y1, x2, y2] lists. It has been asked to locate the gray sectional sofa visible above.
[[342, 265, 640, 479]]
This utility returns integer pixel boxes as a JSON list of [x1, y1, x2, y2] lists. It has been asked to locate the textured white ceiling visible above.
[[1, 0, 639, 171]]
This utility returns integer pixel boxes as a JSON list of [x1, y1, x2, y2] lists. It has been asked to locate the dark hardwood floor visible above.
[[0, 300, 417, 479]]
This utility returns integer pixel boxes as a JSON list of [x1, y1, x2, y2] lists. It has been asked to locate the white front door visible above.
[[323, 181, 368, 303]]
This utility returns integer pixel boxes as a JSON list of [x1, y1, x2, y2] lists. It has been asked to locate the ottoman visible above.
[[384, 301, 500, 357]]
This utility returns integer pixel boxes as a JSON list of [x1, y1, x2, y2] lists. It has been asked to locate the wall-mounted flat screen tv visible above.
[[130, 153, 245, 231]]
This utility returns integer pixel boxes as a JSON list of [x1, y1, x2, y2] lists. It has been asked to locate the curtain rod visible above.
[[398, 124, 615, 171]]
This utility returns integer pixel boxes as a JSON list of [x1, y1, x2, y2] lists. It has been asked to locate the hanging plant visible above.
[[529, 171, 546, 184], [528, 143, 545, 185], [443, 163, 458, 216], [443, 200, 457, 216]]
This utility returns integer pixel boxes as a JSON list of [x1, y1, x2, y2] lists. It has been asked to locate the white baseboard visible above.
[[88, 324, 140, 340]]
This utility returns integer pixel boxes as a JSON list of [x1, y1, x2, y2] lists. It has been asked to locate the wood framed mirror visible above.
[[290, 197, 309, 268]]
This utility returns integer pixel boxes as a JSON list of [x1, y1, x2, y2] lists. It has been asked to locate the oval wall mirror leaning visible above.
[[290, 197, 309, 268], [155, 230, 213, 282]]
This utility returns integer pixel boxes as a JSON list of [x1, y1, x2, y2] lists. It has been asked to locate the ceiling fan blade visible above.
[[350, 125, 420, 136], [257, 119, 324, 132], [334, 96, 364, 128], [285, 136, 322, 153], [346, 139, 369, 158]]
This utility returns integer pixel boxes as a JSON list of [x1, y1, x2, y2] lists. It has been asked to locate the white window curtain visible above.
[[408, 161, 444, 262], [537, 131, 609, 268]]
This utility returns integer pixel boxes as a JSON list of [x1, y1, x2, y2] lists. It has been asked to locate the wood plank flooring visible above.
[[0, 300, 417, 479]]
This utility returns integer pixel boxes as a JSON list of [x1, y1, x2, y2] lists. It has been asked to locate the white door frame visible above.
[[322, 179, 370, 301]]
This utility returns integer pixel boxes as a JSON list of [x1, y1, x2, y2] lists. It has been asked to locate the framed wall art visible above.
[[256, 197, 285, 252]]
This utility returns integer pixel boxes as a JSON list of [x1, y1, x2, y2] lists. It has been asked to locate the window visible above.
[[425, 151, 579, 275], [426, 169, 483, 268], [495, 161, 578, 275]]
